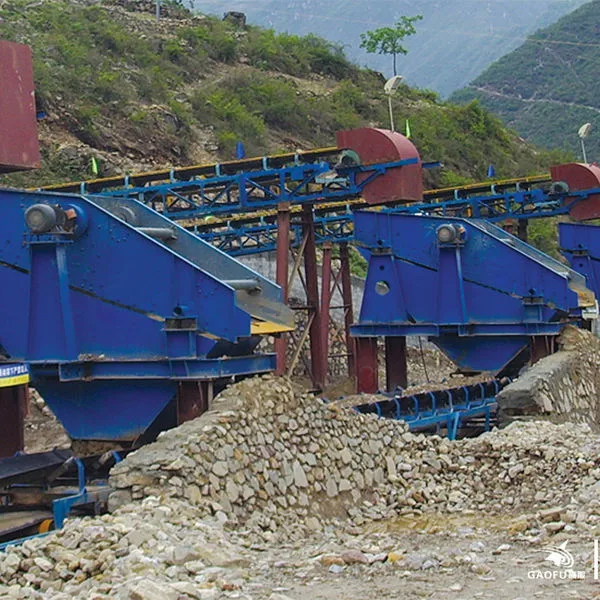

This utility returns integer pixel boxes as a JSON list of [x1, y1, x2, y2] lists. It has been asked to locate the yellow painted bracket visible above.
[[251, 320, 295, 335]]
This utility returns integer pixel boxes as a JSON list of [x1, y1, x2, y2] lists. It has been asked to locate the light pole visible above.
[[578, 122, 592, 164], [384, 75, 403, 132]]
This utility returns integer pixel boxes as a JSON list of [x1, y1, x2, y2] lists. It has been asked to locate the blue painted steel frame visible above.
[[353, 380, 504, 440], [96, 158, 419, 219], [351, 212, 590, 372], [560, 222, 600, 302], [0, 188, 287, 440], [52, 454, 119, 528], [188, 185, 600, 257]]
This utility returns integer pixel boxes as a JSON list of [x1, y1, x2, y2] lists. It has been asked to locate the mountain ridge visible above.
[[188, 0, 588, 97], [451, 0, 600, 158]]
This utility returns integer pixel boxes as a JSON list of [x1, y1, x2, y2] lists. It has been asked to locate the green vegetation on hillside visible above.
[[452, 0, 600, 159], [0, 0, 565, 191], [193, 0, 588, 97]]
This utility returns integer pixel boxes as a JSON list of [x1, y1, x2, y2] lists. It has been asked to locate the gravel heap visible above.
[[109, 375, 600, 527], [2, 375, 600, 599], [0, 496, 255, 599]]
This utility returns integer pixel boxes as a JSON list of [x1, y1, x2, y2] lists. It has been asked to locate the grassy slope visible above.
[[192, 0, 588, 97], [0, 0, 565, 191], [451, 0, 600, 158]]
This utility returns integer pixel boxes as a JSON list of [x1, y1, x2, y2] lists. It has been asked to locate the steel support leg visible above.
[[530, 335, 554, 365], [321, 243, 333, 373], [302, 205, 326, 390], [177, 381, 212, 424], [385, 336, 407, 391], [0, 384, 26, 458], [274, 202, 291, 375], [355, 337, 378, 393], [340, 242, 356, 379]]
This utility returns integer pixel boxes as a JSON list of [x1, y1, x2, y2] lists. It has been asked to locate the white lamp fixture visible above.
[[578, 122, 592, 164], [384, 75, 404, 133]]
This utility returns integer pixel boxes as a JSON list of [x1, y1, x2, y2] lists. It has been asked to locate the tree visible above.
[[360, 15, 423, 76]]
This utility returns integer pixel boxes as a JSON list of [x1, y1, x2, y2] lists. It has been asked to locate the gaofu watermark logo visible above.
[[528, 541, 585, 580], [544, 541, 574, 568]]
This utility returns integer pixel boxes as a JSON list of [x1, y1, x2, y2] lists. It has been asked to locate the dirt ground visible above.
[[249, 511, 600, 600]]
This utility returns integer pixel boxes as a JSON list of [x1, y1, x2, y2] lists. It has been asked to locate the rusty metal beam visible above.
[[302, 206, 326, 390], [518, 218, 529, 243], [177, 381, 212, 423], [530, 335, 555, 365], [355, 337, 378, 393], [340, 242, 356, 380], [320, 242, 333, 368], [275, 202, 291, 375], [385, 336, 407, 391], [0, 384, 26, 458]]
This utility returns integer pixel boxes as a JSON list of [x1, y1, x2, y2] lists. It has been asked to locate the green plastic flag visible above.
[[405, 119, 411, 139], [90, 156, 99, 176]]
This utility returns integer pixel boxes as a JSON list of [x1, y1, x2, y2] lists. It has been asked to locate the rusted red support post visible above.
[[517, 218, 529, 243], [530, 335, 554, 365], [339, 242, 356, 379], [275, 202, 291, 375], [320, 242, 333, 374], [302, 205, 326, 390], [355, 337, 378, 393], [385, 336, 407, 391], [0, 384, 26, 458], [177, 380, 213, 423]]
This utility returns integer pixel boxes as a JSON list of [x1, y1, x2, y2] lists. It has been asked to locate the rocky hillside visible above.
[[452, 0, 600, 160], [0, 0, 567, 191]]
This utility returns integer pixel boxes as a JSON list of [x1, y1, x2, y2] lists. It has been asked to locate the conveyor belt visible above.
[[186, 173, 553, 232], [0, 511, 53, 544], [0, 449, 73, 486], [36, 146, 340, 194]]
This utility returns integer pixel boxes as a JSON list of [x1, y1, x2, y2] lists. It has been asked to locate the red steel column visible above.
[[275, 202, 291, 375], [177, 381, 212, 423], [339, 242, 356, 379], [385, 336, 407, 391], [355, 337, 378, 393], [0, 384, 25, 458], [530, 335, 554, 365], [302, 205, 326, 390], [320, 242, 333, 376]]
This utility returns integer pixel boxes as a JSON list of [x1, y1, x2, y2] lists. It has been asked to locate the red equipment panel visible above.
[[336, 127, 422, 204], [0, 40, 40, 173], [551, 162, 600, 221]]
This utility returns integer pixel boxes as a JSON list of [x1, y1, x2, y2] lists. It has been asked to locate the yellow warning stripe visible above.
[[0, 374, 29, 388]]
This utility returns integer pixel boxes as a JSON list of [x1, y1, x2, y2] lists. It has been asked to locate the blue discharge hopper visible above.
[[0, 189, 293, 444], [351, 212, 594, 384]]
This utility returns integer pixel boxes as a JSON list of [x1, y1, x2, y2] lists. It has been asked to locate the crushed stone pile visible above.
[[0, 496, 256, 599], [109, 375, 600, 527], [3, 375, 600, 599]]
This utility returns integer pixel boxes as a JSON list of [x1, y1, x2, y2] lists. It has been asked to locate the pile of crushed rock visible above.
[[109, 375, 600, 527], [3, 375, 600, 598]]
